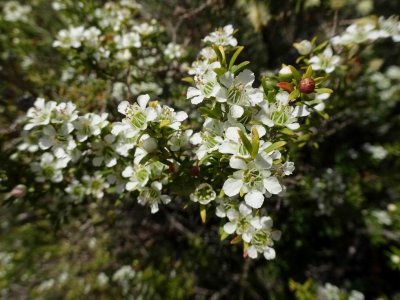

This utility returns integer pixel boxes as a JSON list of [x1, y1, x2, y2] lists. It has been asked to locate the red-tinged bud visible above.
[[168, 164, 177, 173], [299, 78, 315, 94], [276, 82, 294, 92], [190, 166, 200, 177]]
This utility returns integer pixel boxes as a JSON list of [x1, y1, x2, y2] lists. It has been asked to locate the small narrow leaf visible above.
[[218, 46, 226, 65], [289, 65, 301, 81], [315, 88, 333, 94], [231, 61, 250, 74], [229, 46, 244, 70], [230, 235, 242, 244], [237, 129, 253, 155], [200, 206, 206, 224], [304, 65, 313, 78], [289, 89, 300, 101], [264, 141, 287, 153], [181, 76, 194, 83], [251, 127, 260, 158]]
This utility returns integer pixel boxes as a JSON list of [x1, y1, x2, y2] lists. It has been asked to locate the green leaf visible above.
[[237, 129, 253, 155], [280, 128, 295, 136], [229, 46, 244, 70], [289, 89, 300, 100], [200, 206, 206, 224], [231, 61, 250, 74], [218, 46, 226, 65], [214, 67, 228, 76], [304, 65, 313, 78], [251, 127, 260, 158], [198, 107, 220, 119], [315, 88, 333, 94], [289, 65, 301, 81], [264, 141, 287, 153], [181, 76, 194, 83], [313, 41, 329, 53]]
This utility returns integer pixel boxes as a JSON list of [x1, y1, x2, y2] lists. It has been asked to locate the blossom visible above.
[[114, 32, 141, 49], [293, 40, 313, 55], [187, 71, 222, 104], [164, 42, 184, 60], [308, 47, 340, 73], [31, 153, 70, 183], [53, 26, 85, 48], [82, 173, 110, 199], [3, 1, 31, 22], [137, 181, 171, 213], [331, 22, 382, 46], [111, 94, 158, 138], [203, 25, 238, 47], [223, 155, 282, 209], [24, 98, 57, 130], [92, 134, 119, 167], [256, 94, 309, 130], [38, 124, 76, 158], [73, 113, 109, 142], [217, 69, 264, 118], [190, 183, 216, 205], [121, 165, 150, 191]]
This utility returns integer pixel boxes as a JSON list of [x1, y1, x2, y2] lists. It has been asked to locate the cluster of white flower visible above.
[[1, 1, 31, 22], [18, 25, 334, 261], [331, 16, 400, 46], [51, 0, 185, 99], [317, 283, 364, 300], [294, 16, 400, 75], [184, 26, 335, 259], [19, 93, 190, 213]]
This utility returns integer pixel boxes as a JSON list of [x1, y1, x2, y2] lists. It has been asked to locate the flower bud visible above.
[[299, 78, 315, 94], [278, 65, 293, 81], [293, 40, 313, 55], [276, 82, 294, 92]]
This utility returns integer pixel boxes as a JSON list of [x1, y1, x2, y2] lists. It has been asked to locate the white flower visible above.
[[52, 102, 78, 125], [168, 129, 193, 152], [363, 143, 387, 160], [112, 265, 135, 282], [190, 183, 216, 205], [256, 98, 307, 130], [379, 16, 400, 42], [349, 290, 365, 300], [155, 105, 188, 130], [137, 181, 171, 213], [187, 71, 222, 104], [282, 161, 295, 175], [3, 1, 31, 22], [217, 69, 264, 118], [39, 124, 76, 158], [114, 32, 141, 49], [223, 203, 253, 235], [164, 42, 184, 60], [92, 134, 119, 167], [203, 25, 238, 47], [24, 98, 57, 130], [112, 94, 158, 138], [308, 47, 340, 74], [293, 40, 313, 55], [53, 26, 85, 48], [73, 113, 109, 142], [317, 283, 340, 300], [65, 179, 85, 201], [82, 173, 110, 199], [331, 22, 382, 46], [190, 118, 224, 159], [223, 157, 282, 209], [31, 153, 70, 183], [121, 165, 150, 191], [83, 26, 101, 47]]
